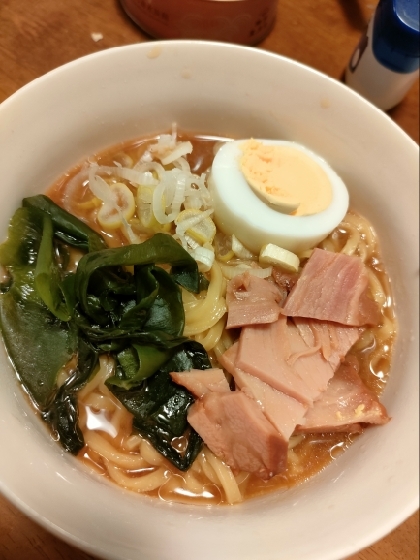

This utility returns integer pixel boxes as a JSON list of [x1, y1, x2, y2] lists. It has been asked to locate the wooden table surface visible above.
[[0, 1, 418, 559]]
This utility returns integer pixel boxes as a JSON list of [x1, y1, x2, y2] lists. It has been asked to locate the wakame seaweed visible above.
[[110, 341, 211, 470], [0, 195, 209, 469], [23, 195, 107, 253], [0, 204, 78, 409], [43, 337, 100, 454]]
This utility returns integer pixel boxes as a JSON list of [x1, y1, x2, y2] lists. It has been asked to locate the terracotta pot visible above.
[[120, 0, 277, 45]]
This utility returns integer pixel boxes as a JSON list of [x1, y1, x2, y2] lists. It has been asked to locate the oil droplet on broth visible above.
[[329, 442, 346, 460]]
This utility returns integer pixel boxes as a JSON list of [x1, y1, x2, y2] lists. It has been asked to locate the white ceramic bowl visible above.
[[0, 41, 418, 560]]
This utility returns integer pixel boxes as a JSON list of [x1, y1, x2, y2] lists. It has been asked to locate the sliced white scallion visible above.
[[83, 135, 218, 273], [97, 183, 136, 230], [88, 169, 136, 231], [232, 235, 255, 260], [259, 243, 300, 272], [112, 152, 133, 168], [152, 178, 175, 224], [89, 165, 155, 187], [62, 167, 90, 211], [160, 141, 193, 166], [120, 215, 142, 244], [88, 169, 113, 203], [139, 150, 153, 163], [172, 157, 191, 173], [190, 246, 215, 273], [182, 234, 201, 251], [138, 185, 154, 204], [220, 263, 272, 280], [174, 208, 215, 240], [132, 161, 165, 179]]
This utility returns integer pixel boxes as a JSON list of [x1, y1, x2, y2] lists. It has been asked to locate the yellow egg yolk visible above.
[[239, 139, 333, 216]]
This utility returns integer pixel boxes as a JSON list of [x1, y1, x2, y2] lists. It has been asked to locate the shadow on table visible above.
[[336, 0, 368, 31]]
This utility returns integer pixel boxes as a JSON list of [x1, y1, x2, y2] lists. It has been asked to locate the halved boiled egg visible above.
[[208, 139, 349, 255]]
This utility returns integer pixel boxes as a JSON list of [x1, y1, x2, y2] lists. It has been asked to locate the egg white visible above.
[[209, 140, 349, 255]]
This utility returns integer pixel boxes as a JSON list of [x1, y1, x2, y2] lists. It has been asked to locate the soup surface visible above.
[[1, 130, 396, 505]]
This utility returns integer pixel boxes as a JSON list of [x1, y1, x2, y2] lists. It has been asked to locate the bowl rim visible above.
[[1, 39, 418, 150]]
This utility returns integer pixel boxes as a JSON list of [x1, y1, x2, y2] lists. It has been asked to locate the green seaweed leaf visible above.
[[0, 207, 43, 267], [75, 233, 199, 322], [35, 215, 71, 321], [0, 292, 78, 410], [109, 341, 211, 471], [43, 337, 99, 454], [0, 197, 211, 466], [108, 343, 173, 389], [23, 195, 106, 252]]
